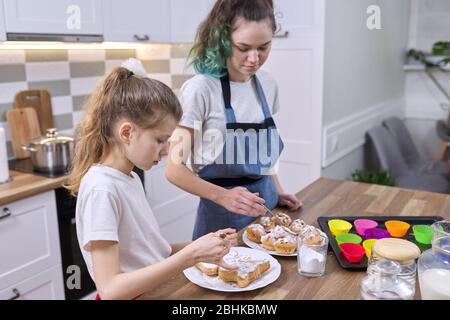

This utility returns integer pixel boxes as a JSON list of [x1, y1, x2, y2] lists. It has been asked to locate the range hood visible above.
[[6, 33, 103, 42]]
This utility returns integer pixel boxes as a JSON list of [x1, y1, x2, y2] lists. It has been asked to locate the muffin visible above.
[[299, 225, 324, 245], [274, 236, 297, 254], [256, 216, 277, 232], [246, 224, 266, 243], [261, 233, 276, 251], [289, 219, 307, 235], [276, 212, 292, 227]]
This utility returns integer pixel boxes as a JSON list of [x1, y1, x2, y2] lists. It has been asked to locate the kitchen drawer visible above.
[[0, 264, 65, 300], [0, 191, 62, 290]]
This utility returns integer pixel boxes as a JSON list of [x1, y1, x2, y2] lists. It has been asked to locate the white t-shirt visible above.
[[178, 70, 280, 173], [76, 164, 172, 281]]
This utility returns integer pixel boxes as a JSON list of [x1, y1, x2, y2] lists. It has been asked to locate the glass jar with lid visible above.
[[360, 259, 415, 300], [418, 220, 450, 300], [368, 238, 421, 287]]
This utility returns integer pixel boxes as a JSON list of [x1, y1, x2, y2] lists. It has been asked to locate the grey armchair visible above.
[[383, 117, 449, 178], [367, 125, 449, 194]]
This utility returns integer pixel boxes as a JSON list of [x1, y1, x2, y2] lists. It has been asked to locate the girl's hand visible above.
[[187, 229, 238, 269], [278, 193, 303, 211], [216, 187, 266, 217]]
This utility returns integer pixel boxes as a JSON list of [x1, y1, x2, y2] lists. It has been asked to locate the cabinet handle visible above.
[[134, 34, 150, 41], [273, 30, 289, 39], [0, 208, 11, 220], [8, 288, 20, 300]]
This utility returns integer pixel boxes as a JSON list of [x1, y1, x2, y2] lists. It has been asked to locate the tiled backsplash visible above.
[[0, 44, 194, 159]]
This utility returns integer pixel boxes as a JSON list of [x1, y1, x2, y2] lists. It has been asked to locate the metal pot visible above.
[[21, 128, 75, 174]]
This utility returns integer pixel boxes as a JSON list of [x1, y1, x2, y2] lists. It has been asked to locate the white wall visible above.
[[405, 0, 450, 161], [321, 0, 411, 180], [409, 0, 450, 52]]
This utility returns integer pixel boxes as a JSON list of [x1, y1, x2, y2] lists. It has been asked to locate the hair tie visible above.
[[121, 58, 148, 78]]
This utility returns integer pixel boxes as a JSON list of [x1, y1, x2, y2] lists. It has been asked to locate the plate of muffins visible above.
[[243, 214, 324, 257]]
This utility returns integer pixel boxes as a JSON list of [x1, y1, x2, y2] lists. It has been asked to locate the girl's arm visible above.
[[165, 126, 225, 205], [171, 243, 190, 254], [165, 126, 265, 217], [91, 229, 238, 300], [91, 240, 194, 300]]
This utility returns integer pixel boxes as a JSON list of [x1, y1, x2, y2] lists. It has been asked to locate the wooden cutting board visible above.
[[6, 108, 42, 159], [14, 89, 54, 133]]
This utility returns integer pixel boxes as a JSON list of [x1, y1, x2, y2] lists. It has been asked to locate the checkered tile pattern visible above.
[[0, 44, 194, 158]]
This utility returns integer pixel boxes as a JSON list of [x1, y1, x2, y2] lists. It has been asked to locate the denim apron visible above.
[[192, 72, 284, 240]]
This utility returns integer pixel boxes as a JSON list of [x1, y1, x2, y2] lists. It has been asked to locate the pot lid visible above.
[[29, 128, 75, 145]]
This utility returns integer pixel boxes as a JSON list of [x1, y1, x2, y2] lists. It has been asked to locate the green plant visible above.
[[432, 41, 450, 56], [352, 170, 395, 186]]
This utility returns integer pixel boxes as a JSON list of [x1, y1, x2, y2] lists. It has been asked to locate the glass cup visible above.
[[418, 220, 450, 300], [297, 233, 329, 277], [361, 259, 415, 300]]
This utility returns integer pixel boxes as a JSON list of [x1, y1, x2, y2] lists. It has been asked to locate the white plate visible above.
[[183, 247, 281, 292], [242, 230, 297, 257]]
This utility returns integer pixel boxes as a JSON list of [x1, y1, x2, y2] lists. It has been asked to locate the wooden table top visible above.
[[143, 178, 450, 300], [0, 170, 67, 206]]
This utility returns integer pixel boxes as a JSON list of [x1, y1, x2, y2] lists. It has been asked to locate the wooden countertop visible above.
[[143, 178, 450, 300], [0, 170, 67, 206]]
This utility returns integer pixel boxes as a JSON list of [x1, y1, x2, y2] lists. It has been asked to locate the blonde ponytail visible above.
[[65, 66, 182, 196]]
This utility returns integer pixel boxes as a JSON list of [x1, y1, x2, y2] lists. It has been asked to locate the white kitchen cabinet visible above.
[[0, 264, 64, 300], [0, 191, 64, 299], [170, 0, 212, 43], [103, 0, 170, 43], [3, 0, 103, 38], [272, 0, 322, 49], [0, 0, 6, 41]]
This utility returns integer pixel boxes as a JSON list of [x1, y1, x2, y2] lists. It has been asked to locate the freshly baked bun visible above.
[[246, 224, 266, 243], [218, 252, 271, 288], [260, 226, 289, 251], [195, 262, 218, 276], [195, 251, 271, 288], [255, 216, 277, 232], [269, 225, 290, 238], [261, 233, 276, 251], [274, 236, 297, 254], [299, 225, 324, 245], [289, 219, 307, 235], [275, 212, 292, 227]]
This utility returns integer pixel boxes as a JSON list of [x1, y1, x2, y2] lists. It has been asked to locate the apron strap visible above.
[[219, 71, 277, 128], [226, 118, 275, 130], [204, 176, 262, 188], [219, 73, 237, 123]]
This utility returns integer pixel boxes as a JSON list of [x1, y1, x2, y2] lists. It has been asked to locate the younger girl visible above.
[[66, 59, 237, 300]]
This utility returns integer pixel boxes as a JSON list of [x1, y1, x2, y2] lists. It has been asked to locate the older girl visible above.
[[166, 0, 302, 240]]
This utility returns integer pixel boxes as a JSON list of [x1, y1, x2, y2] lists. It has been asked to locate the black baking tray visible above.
[[317, 216, 444, 271]]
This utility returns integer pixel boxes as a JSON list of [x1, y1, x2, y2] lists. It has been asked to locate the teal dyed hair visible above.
[[189, 0, 276, 78], [190, 26, 232, 78]]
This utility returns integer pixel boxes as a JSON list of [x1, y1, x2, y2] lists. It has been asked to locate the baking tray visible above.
[[317, 216, 444, 271]]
